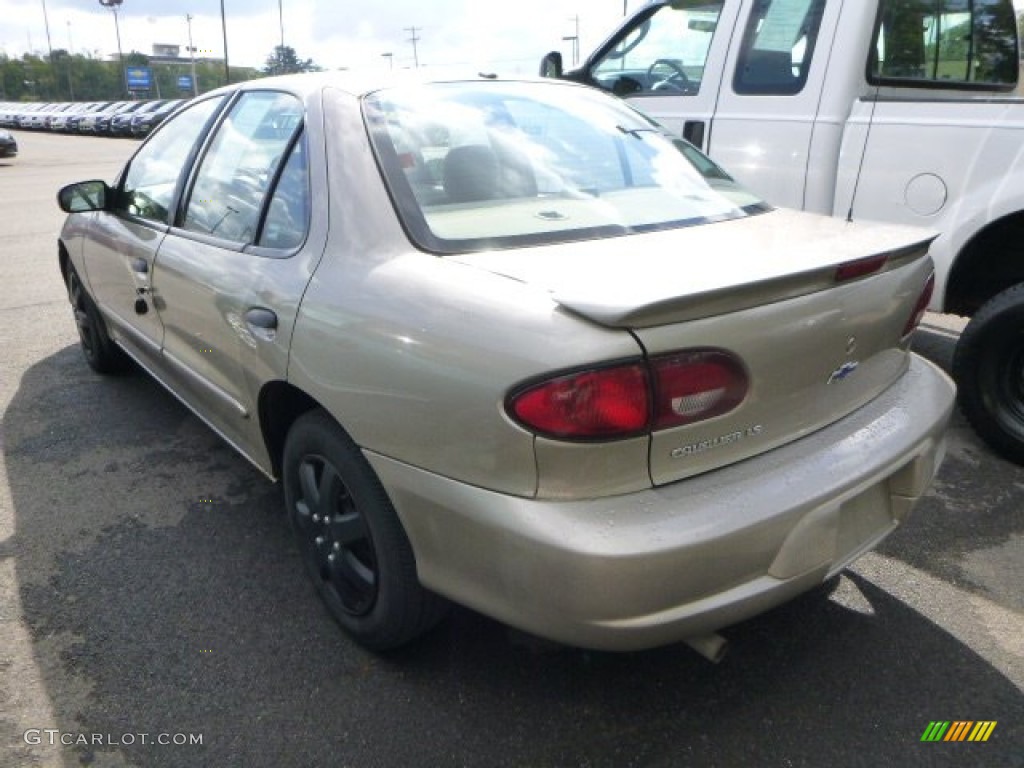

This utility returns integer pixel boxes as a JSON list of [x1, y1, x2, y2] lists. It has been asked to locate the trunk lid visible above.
[[453, 209, 936, 484]]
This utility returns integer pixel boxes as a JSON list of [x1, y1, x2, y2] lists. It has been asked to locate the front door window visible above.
[[591, 3, 726, 97]]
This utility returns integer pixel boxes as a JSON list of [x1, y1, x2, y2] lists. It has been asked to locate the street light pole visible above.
[[382, 52, 393, 70], [278, 0, 285, 51], [99, 0, 128, 98], [563, 15, 580, 66], [65, 20, 74, 100], [220, 0, 230, 85], [186, 14, 198, 97], [40, 0, 56, 98]]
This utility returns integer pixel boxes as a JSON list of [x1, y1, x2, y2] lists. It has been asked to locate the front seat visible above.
[[443, 145, 499, 203]]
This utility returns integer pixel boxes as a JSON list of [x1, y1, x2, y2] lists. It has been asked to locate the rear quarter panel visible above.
[[287, 87, 645, 498]]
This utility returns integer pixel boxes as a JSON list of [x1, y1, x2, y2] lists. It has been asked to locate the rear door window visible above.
[[182, 91, 304, 246]]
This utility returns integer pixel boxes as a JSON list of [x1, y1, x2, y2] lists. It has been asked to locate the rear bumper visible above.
[[368, 354, 955, 651]]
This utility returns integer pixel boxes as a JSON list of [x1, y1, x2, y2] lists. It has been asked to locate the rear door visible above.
[[707, 0, 837, 211], [151, 89, 320, 463]]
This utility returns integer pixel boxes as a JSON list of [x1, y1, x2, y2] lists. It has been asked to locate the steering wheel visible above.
[[647, 58, 690, 92]]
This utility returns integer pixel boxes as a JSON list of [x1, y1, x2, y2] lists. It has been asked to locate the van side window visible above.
[[733, 0, 828, 95], [591, 3, 725, 98], [870, 0, 1019, 89]]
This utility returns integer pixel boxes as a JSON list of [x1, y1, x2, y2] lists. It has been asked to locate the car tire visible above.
[[66, 267, 129, 374], [953, 283, 1024, 465], [282, 410, 448, 650]]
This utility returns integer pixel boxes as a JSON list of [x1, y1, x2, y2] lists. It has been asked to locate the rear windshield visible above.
[[363, 81, 767, 254]]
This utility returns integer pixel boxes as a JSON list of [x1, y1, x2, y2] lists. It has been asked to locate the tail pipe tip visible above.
[[684, 632, 729, 664]]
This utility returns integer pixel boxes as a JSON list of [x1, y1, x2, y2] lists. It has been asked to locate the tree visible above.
[[263, 45, 320, 77], [0, 50, 258, 103]]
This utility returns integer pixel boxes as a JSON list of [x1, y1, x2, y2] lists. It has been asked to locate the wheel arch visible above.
[[58, 239, 71, 286], [258, 380, 325, 479], [945, 209, 1024, 317]]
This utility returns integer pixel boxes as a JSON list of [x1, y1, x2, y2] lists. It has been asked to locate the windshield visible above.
[[363, 81, 766, 254]]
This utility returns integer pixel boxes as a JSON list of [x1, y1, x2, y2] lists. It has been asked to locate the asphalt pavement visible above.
[[1, 130, 1021, 768]]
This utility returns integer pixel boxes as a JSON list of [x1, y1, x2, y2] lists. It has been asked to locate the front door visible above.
[[82, 96, 227, 365], [586, 1, 739, 150], [152, 90, 314, 463]]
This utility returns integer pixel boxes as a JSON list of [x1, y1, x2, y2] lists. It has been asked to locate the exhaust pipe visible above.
[[684, 633, 729, 664]]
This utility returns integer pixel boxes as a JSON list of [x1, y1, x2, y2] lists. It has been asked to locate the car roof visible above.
[[210, 69, 563, 102]]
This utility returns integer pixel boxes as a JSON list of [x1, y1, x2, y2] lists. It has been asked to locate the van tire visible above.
[[953, 284, 1024, 465]]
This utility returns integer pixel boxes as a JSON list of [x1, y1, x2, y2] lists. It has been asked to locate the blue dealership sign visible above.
[[125, 66, 153, 91], [177, 75, 193, 91]]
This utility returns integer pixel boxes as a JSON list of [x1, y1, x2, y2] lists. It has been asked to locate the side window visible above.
[[183, 91, 303, 245], [117, 96, 224, 224], [871, 0, 1019, 88], [733, 0, 828, 95], [258, 131, 309, 250], [592, 3, 725, 97]]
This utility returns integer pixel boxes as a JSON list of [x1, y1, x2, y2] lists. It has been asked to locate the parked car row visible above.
[[0, 99, 186, 138]]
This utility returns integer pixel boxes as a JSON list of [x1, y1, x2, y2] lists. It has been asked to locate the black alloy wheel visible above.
[[282, 410, 447, 650], [66, 268, 128, 374], [293, 452, 379, 616]]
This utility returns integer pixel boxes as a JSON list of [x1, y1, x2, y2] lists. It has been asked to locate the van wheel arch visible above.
[[946, 211, 1024, 316]]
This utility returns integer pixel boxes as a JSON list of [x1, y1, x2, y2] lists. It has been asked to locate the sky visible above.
[[0, 0, 634, 74]]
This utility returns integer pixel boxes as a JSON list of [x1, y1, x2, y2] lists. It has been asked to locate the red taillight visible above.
[[651, 350, 748, 429], [509, 364, 650, 439], [835, 254, 887, 282], [903, 272, 935, 337], [508, 349, 748, 440]]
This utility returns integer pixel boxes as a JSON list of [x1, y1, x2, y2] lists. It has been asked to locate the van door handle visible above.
[[683, 120, 706, 150]]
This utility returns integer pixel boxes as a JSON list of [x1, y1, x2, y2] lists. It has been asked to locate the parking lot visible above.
[[1, 129, 1021, 767]]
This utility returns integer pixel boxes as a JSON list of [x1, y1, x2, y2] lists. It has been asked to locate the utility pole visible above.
[[186, 14, 198, 96], [405, 26, 421, 68]]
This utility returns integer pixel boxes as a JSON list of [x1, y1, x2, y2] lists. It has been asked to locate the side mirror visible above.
[[58, 180, 110, 213], [539, 51, 564, 78]]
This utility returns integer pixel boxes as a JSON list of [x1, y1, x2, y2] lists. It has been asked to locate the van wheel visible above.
[[282, 410, 447, 650], [66, 268, 129, 374], [953, 284, 1024, 465]]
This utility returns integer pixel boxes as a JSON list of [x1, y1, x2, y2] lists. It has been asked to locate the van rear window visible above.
[[870, 0, 1019, 90]]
